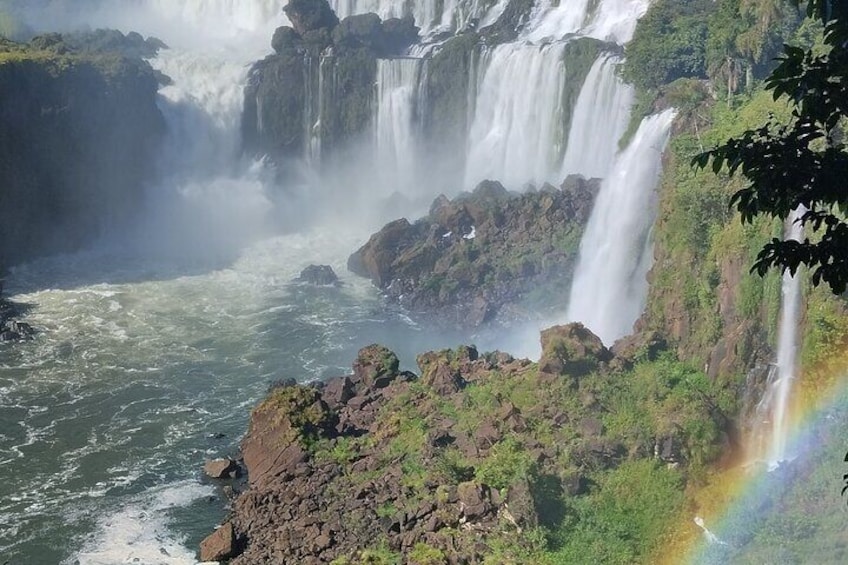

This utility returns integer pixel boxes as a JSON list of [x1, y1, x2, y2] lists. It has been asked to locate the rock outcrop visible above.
[[205, 325, 729, 563], [0, 33, 165, 272], [296, 264, 340, 286], [242, 0, 419, 170], [347, 176, 600, 328]]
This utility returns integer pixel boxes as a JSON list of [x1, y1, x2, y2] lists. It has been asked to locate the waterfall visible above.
[[694, 517, 726, 546], [463, 42, 567, 188], [565, 109, 675, 345], [560, 55, 634, 179], [767, 210, 804, 468], [374, 58, 426, 196], [328, 0, 509, 37], [522, 0, 650, 43]]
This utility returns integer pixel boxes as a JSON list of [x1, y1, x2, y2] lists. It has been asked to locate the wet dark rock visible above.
[[381, 15, 420, 55], [283, 0, 340, 37], [347, 176, 600, 329], [0, 330, 20, 342], [296, 264, 340, 286], [9, 321, 33, 337], [272, 26, 302, 53]]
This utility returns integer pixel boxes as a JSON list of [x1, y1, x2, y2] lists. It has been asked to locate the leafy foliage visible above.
[[623, 0, 713, 91], [694, 1, 848, 293]]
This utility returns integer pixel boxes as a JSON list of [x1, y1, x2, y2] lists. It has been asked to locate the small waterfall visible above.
[[565, 109, 675, 345], [766, 210, 804, 468], [694, 517, 726, 546], [560, 54, 634, 179], [463, 42, 567, 188], [374, 58, 426, 195]]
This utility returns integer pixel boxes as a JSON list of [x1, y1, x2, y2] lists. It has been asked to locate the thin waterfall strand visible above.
[[769, 209, 804, 468], [560, 54, 633, 179]]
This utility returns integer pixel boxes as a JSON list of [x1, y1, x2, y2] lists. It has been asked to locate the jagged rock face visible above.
[[347, 176, 600, 328], [213, 337, 728, 563], [243, 4, 418, 171], [0, 34, 165, 272], [223, 346, 539, 563]]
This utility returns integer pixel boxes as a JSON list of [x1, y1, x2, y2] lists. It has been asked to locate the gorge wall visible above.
[[0, 32, 165, 273], [241, 0, 633, 200]]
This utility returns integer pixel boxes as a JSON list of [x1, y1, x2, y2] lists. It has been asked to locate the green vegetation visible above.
[[623, 0, 713, 91], [547, 460, 685, 564], [695, 0, 848, 293], [333, 346, 730, 563]]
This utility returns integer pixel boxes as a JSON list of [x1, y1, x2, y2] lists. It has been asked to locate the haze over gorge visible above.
[[0, 0, 846, 564]]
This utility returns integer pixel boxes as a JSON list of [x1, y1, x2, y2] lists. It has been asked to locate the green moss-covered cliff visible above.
[[0, 33, 165, 272]]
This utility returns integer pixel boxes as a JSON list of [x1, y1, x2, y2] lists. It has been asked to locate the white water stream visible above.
[[560, 55, 634, 179], [565, 109, 675, 345]]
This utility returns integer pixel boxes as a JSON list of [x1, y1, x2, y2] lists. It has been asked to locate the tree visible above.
[[694, 0, 848, 294]]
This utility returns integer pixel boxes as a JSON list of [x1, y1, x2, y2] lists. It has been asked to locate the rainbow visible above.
[[680, 373, 848, 564]]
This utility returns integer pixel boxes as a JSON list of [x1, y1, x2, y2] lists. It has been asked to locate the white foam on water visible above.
[[71, 481, 214, 565]]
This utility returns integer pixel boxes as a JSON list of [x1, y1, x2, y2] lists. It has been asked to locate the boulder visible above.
[[323, 376, 354, 408], [332, 13, 383, 51], [296, 264, 340, 286], [505, 479, 538, 529], [348, 218, 424, 286], [417, 351, 466, 395], [241, 385, 332, 486], [199, 522, 238, 562], [352, 344, 400, 389], [538, 323, 611, 378], [283, 0, 340, 36], [272, 26, 301, 53], [9, 321, 33, 338], [204, 458, 239, 479], [381, 15, 420, 55], [457, 482, 491, 520]]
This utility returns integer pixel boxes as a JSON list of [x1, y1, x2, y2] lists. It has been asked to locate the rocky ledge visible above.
[[200, 324, 730, 563], [347, 176, 599, 328]]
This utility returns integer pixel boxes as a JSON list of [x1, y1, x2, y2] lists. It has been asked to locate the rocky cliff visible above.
[[0, 31, 165, 272], [242, 0, 418, 171], [241, 0, 609, 182], [347, 176, 599, 328], [202, 324, 731, 563]]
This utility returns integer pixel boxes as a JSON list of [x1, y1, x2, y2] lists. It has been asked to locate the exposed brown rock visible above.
[[199, 522, 237, 562], [203, 458, 239, 479], [539, 323, 611, 378]]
